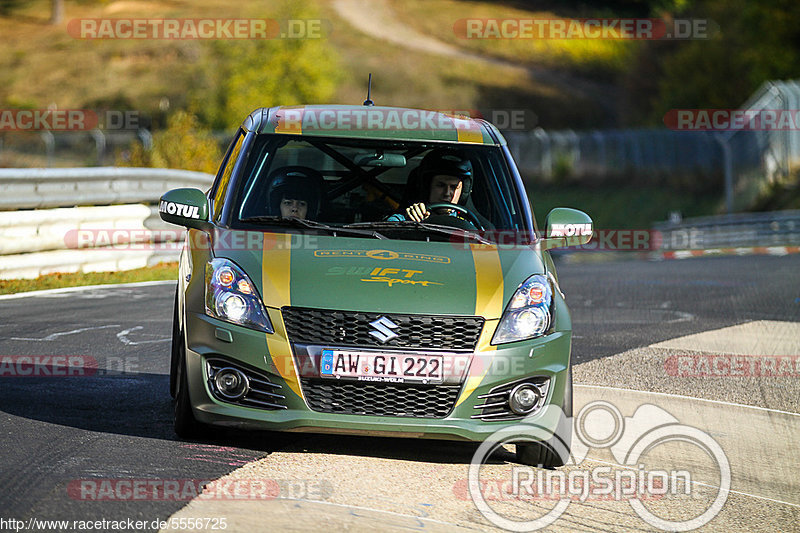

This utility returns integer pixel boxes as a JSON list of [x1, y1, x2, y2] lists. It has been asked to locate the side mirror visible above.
[[543, 207, 593, 249], [159, 188, 210, 230]]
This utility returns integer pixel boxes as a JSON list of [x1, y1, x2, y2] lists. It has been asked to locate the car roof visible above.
[[241, 105, 506, 146]]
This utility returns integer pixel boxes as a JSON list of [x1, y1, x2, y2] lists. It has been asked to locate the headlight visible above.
[[492, 274, 552, 344], [205, 258, 274, 333]]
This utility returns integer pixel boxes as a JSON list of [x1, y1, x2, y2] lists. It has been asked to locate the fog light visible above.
[[213, 368, 249, 400], [509, 383, 542, 415]]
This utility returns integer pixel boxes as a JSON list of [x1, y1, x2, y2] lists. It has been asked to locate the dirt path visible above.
[[331, 0, 619, 119]]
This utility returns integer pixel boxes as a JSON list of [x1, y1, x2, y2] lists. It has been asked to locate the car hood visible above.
[[212, 229, 546, 319]]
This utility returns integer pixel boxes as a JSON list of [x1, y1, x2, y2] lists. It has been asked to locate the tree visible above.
[[189, 0, 340, 130]]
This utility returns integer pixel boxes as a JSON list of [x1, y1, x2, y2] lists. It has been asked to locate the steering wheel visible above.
[[426, 203, 485, 231]]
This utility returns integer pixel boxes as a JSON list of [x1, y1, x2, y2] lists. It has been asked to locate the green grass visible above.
[[0, 262, 178, 295], [392, 0, 637, 78], [0, 0, 609, 135], [529, 185, 723, 230]]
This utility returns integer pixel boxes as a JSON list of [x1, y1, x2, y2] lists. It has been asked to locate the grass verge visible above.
[[391, 0, 636, 78], [530, 184, 722, 230], [0, 262, 178, 295]]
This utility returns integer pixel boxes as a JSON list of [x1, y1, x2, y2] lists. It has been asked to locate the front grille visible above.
[[206, 359, 286, 410], [300, 378, 461, 418], [282, 307, 484, 352]]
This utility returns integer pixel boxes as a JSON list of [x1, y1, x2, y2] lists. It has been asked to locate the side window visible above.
[[212, 131, 245, 222]]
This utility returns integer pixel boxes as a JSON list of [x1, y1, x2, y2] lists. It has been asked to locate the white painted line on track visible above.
[[584, 456, 800, 509], [116, 326, 171, 345], [269, 498, 479, 529], [0, 280, 176, 300], [575, 384, 800, 417], [10, 324, 121, 342]]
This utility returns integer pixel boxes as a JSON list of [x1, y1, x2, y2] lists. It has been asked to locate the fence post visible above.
[[715, 134, 734, 213], [40, 131, 55, 168], [137, 128, 153, 150], [533, 128, 551, 180], [91, 129, 106, 166]]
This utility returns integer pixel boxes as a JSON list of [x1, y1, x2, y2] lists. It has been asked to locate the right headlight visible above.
[[491, 274, 553, 345]]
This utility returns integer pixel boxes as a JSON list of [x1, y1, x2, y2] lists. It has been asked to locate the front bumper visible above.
[[184, 310, 571, 442]]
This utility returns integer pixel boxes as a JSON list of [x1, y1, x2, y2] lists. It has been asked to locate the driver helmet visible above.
[[418, 150, 473, 204], [266, 166, 325, 218]]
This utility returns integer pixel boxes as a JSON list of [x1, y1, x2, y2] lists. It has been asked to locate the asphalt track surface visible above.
[[0, 254, 798, 531]]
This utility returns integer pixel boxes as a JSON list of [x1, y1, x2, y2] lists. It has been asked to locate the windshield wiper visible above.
[[241, 216, 386, 239], [344, 220, 493, 245]]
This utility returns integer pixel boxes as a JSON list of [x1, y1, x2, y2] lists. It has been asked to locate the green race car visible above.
[[161, 105, 592, 467]]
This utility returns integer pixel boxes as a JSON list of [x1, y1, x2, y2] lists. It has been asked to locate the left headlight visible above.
[[492, 274, 552, 345], [205, 258, 273, 333]]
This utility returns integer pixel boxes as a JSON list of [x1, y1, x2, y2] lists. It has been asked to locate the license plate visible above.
[[320, 350, 443, 383]]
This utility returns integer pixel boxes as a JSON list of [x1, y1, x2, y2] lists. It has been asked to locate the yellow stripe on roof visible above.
[[274, 107, 304, 135], [454, 118, 485, 144]]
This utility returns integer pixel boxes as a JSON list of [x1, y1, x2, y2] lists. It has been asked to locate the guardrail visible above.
[[653, 210, 800, 250], [0, 167, 214, 210], [0, 167, 214, 279], [1, 167, 798, 278]]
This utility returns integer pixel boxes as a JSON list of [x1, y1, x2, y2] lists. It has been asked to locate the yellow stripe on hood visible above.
[[456, 244, 504, 406], [262, 232, 302, 399]]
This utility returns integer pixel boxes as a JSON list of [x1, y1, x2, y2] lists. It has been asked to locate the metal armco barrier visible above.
[[0, 167, 213, 210], [653, 210, 800, 250], [0, 167, 213, 279]]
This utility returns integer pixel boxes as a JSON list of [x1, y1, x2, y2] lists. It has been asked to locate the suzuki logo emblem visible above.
[[369, 316, 400, 343]]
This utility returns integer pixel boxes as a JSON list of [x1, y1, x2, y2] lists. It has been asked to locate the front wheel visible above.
[[173, 331, 209, 439], [516, 367, 573, 468], [169, 288, 180, 399]]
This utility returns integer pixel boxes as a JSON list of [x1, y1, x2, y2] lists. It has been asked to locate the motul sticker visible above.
[[549, 223, 592, 237], [159, 200, 200, 219]]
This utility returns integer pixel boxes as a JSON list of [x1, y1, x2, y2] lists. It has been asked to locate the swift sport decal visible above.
[[313, 249, 450, 264], [361, 267, 442, 288], [324, 266, 443, 287]]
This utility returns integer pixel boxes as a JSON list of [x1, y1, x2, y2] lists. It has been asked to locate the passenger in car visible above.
[[266, 166, 325, 220]]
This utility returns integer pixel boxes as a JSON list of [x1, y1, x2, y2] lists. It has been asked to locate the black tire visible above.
[[173, 329, 209, 440], [516, 366, 573, 468], [169, 288, 180, 399]]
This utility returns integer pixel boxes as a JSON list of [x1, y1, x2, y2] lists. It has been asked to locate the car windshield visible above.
[[228, 134, 529, 242]]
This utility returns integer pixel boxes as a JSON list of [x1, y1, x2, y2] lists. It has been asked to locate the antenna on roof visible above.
[[363, 73, 374, 106]]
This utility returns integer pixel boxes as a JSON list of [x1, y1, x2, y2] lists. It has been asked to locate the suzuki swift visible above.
[[160, 105, 592, 467]]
